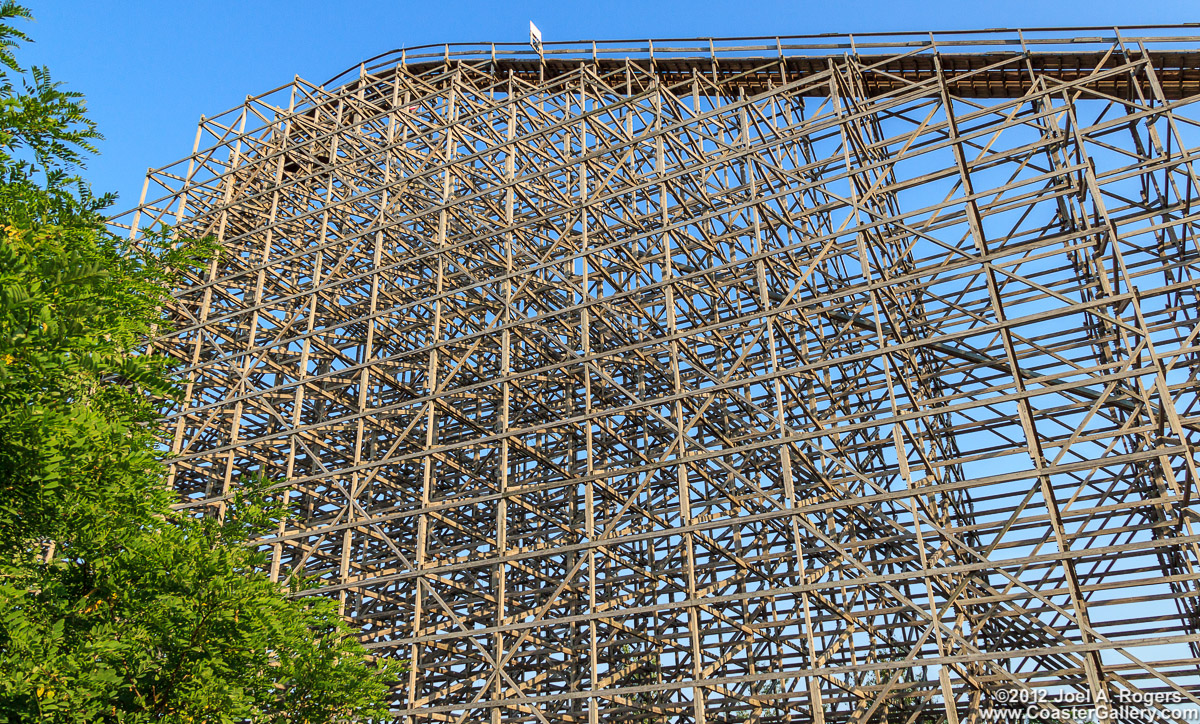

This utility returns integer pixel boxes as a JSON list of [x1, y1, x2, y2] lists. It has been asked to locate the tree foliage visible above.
[[0, 3, 398, 721]]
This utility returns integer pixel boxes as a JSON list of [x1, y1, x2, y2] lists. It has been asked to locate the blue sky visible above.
[[21, 0, 1193, 210]]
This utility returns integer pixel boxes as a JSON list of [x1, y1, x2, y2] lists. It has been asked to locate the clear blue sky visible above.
[[21, 0, 1193, 212]]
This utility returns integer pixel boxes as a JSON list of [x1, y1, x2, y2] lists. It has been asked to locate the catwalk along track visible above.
[[113, 26, 1200, 724]]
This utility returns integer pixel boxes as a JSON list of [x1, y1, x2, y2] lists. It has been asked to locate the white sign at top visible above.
[[529, 21, 543, 55]]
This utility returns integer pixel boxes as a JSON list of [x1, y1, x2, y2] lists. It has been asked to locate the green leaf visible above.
[[0, 5, 400, 722]]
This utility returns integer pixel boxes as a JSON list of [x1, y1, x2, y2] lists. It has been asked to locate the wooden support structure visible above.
[[112, 27, 1200, 723]]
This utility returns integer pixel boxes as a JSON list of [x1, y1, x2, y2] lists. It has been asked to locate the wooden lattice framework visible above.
[[112, 27, 1200, 723]]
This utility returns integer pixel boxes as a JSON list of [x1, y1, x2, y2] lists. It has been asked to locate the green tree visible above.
[[0, 3, 399, 721]]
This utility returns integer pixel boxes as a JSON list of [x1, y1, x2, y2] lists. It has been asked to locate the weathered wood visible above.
[[113, 29, 1200, 723]]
